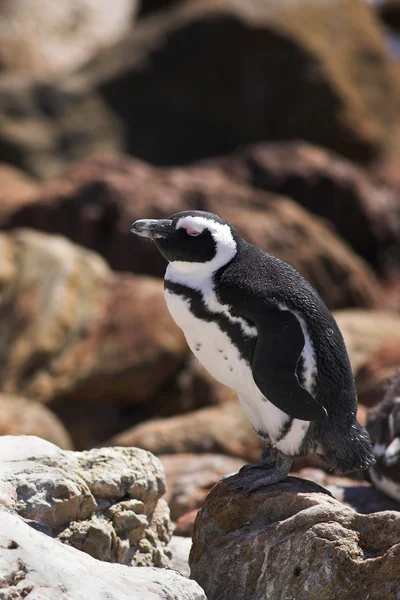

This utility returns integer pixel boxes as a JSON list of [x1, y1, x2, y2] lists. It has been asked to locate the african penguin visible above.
[[367, 372, 400, 502], [131, 210, 375, 492]]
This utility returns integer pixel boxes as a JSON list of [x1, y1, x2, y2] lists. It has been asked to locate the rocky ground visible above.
[[0, 0, 400, 598]]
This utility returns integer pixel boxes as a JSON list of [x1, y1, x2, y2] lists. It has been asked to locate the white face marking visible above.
[[172, 216, 237, 277]]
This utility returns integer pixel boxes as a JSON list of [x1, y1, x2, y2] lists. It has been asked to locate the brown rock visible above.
[[159, 453, 244, 521], [0, 229, 187, 410], [81, 0, 400, 164], [377, 0, 400, 30], [0, 163, 39, 219], [206, 141, 400, 272], [355, 338, 400, 407], [3, 154, 383, 310], [108, 403, 263, 463], [0, 394, 73, 449], [174, 509, 199, 537], [190, 476, 400, 600], [0, 0, 138, 78], [333, 309, 400, 372], [0, 76, 122, 179]]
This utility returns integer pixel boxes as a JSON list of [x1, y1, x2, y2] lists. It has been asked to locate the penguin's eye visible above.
[[184, 226, 201, 237]]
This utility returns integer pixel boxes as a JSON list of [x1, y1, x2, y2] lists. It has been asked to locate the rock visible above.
[[190, 476, 400, 600], [333, 309, 400, 372], [0, 76, 122, 179], [80, 0, 400, 165], [159, 453, 244, 521], [206, 141, 400, 272], [294, 467, 400, 514], [168, 535, 192, 578], [174, 509, 199, 537], [376, 0, 400, 30], [355, 338, 400, 407], [108, 403, 263, 463], [0, 511, 206, 599], [0, 163, 39, 219], [3, 154, 383, 310], [0, 435, 173, 567], [367, 372, 400, 502], [0, 394, 73, 449], [0, 0, 139, 78], [0, 229, 187, 412]]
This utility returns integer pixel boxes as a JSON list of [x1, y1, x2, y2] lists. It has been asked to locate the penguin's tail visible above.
[[319, 421, 375, 474]]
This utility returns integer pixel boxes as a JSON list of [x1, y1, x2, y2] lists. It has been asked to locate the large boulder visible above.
[[333, 309, 400, 372], [190, 476, 400, 600], [78, 0, 400, 164], [0, 229, 187, 412], [0, 394, 73, 449], [0, 436, 173, 567], [2, 154, 383, 310], [0, 511, 206, 599], [0, 76, 122, 179], [206, 141, 400, 272], [108, 402, 263, 462], [0, 0, 139, 78]]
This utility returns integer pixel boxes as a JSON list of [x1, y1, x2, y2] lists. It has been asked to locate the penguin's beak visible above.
[[130, 219, 173, 239]]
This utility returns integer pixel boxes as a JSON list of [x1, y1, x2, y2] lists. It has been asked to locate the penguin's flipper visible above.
[[250, 308, 327, 421]]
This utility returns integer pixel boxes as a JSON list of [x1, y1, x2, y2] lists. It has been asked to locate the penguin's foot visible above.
[[225, 447, 292, 493]]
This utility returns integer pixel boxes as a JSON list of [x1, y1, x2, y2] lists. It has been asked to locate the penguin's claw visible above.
[[225, 468, 286, 494]]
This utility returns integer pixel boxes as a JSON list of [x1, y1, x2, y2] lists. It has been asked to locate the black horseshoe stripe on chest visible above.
[[164, 280, 257, 365]]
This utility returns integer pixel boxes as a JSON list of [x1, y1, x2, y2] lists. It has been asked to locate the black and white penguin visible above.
[[367, 371, 400, 502], [131, 210, 375, 492]]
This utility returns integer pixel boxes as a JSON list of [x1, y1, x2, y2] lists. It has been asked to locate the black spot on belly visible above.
[[165, 280, 256, 364], [276, 417, 293, 442]]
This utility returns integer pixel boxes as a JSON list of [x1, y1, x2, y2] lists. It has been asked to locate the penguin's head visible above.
[[131, 210, 238, 275]]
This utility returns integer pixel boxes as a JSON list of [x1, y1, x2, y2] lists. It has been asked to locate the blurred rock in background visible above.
[[0, 1, 399, 597]]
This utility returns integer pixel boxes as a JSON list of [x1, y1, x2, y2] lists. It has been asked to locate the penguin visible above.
[[131, 210, 375, 492], [367, 371, 400, 502]]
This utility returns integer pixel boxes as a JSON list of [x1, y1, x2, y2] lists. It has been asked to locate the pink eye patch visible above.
[[184, 226, 201, 236]]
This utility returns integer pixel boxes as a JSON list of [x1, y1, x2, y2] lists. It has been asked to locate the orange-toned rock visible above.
[[108, 403, 262, 463], [355, 338, 400, 407], [0, 394, 73, 449], [159, 453, 244, 521], [3, 155, 383, 310]]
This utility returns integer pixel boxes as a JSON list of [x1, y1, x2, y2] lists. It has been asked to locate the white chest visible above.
[[164, 289, 254, 393]]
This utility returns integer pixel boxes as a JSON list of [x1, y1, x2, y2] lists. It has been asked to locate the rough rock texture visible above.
[[0, 0, 139, 78], [190, 476, 400, 600], [2, 154, 383, 310], [0, 436, 173, 567], [160, 453, 244, 520], [79, 0, 400, 164], [0, 229, 186, 409], [207, 141, 400, 271], [0, 163, 39, 219], [0, 394, 73, 449], [108, 403, 263, 463], [333, 309, 400, 371], [355, 338, 400, 407], [0, 511, 206, 599], [0, 76, 122, 179]]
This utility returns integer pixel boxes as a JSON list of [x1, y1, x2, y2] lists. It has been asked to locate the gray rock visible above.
[[0, 511, 207, 600], [168, 536, 192, 578], [0, 436, 173, 567]]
